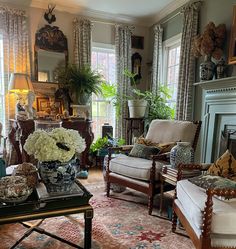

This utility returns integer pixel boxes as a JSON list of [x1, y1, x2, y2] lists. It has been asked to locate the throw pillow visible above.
[[158, 142, 177, 153], [207, 150, 236, 178], [188, 174, 236, 200], [129, 143, 160, 160], [136, 136, 159, 147], [136, 136, 176, 154]]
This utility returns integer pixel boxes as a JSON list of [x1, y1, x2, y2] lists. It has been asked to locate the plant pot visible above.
[[70, 104, 90, 118], [128, 99, 147, 118]]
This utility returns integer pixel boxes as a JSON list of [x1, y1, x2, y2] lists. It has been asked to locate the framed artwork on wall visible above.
[[228, 5, 236, 64], [131, 36, 144, 49], [36, 97, 50, 112]]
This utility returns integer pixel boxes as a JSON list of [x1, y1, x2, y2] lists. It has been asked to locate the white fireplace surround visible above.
[[194, 76, 236, 163]]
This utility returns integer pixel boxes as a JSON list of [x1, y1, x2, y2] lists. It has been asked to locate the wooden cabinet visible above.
[[8, 119, 94, 169]]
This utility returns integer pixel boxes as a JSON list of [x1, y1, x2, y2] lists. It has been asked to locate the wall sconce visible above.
[[9, 73, 34, 114]]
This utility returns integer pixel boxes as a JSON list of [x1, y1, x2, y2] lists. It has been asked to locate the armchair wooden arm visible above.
[[202, 188, 236, 239], [152, 152, 170, 161]]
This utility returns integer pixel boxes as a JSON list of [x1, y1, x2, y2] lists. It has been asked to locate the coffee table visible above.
[[0, 179, 93, 249]]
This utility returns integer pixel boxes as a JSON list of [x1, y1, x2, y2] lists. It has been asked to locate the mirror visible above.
[[34, 25, 68, 82]]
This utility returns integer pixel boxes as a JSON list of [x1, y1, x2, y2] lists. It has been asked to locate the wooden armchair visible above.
[[173, 163, 236, 249], [106, 119, 202, 215]]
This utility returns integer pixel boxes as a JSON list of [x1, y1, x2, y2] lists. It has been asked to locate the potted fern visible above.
[[55, 64, 103, 115]]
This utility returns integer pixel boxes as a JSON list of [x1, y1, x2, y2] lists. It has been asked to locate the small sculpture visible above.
[[16, 95, 28, 120], [24, 91, 36, 119]]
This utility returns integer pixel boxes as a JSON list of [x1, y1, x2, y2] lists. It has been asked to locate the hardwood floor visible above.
[[79, 167, 104, 185]]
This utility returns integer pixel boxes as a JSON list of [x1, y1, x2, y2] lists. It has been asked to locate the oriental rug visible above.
[[0, 183, 194, 249]]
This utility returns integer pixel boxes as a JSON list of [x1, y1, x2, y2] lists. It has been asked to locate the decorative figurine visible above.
[[24, 91, 36, 119]]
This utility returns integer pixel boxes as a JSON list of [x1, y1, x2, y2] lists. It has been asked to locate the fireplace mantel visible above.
[[194, 76, 236, 91], [195, 76, 236, 163]]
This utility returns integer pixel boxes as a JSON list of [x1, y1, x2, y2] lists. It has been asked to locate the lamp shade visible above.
[[9, 73, 34, 93]]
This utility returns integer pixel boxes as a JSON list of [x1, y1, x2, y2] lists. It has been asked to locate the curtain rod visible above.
[[160, 11, 180, 25]]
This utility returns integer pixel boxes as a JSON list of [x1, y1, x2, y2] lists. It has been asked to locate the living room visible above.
[[0, 0, 236, 248]]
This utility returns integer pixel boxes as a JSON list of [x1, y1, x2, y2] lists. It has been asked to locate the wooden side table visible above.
[[159, 167, 178, 217], [159, 165, 202, 217], [125, 117, 145, 145]]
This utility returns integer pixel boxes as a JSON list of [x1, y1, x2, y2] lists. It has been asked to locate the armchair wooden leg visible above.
[[148, 196, 153, 215], [106, 181, 110, 197], [172, 209, 177, 232]]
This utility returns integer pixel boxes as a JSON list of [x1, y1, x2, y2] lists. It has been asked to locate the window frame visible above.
[[162, 33, 182, 85], [91, 42, 116, 139]]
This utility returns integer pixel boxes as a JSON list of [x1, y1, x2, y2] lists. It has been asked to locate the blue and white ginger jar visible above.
[[170, 142, 194, 168]]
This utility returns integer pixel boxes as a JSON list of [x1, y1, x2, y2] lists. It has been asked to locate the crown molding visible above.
[[30, 0, 152, 26], [30, 0, 191, 27], [150, 0, 190, 26]]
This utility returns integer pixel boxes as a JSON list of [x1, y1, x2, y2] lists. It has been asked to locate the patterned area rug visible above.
[[0, 183, 194, 249]]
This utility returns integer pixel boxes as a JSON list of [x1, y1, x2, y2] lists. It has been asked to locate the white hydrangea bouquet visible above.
[[24, 127, 86, 163]]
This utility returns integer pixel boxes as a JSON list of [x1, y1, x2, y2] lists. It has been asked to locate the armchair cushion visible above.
[[109, 154, 163, 181], [129, 143, 160, 159], [177, 179, 236, 235], [207, 150, 236, 177]]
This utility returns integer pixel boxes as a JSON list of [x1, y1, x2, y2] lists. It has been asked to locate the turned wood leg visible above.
[[172, 209, 177, 232], [106, 182, 110, 197], [148, 196, 153, 215]]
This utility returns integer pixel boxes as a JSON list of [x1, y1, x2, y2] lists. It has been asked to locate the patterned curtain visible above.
[[151, 24, 163, 94], [0, 6, 30, 164], [0, 7, 30, 122], [115, 24, 132, 139], [175, 1, 202, 120], [73, 18, 92, 67]]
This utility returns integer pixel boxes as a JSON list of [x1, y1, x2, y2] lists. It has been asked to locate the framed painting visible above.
[[228, 5, 236, 64], [36, 97, 50, 112], [131, 36, 144, 49]]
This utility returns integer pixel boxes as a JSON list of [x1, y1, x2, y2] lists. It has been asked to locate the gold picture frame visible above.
[[228, 5, 236, 64], [36, 97, 50, 112]]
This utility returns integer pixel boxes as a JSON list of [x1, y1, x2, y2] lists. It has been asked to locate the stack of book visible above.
[[162, 165, 201, 179]]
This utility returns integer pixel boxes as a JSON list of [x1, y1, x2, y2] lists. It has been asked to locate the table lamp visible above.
[[9, 73, 34, 113]]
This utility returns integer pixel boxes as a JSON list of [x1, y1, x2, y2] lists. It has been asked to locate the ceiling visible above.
[[2, 0, 189, 26]]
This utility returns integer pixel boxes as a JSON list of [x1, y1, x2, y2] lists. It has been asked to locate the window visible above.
[[0, 35, 5, 135], [162, 34, 181, 110], [91, 44, 116, 140]]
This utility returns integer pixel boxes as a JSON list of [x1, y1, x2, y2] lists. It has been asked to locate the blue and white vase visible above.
[[200, 55, 215, 81], [170, 142, 194, 168], [39, 160, 76, 193]]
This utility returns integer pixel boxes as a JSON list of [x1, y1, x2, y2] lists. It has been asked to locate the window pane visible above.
[[91, 47, 116, 139], [164, 40, 181, 112]]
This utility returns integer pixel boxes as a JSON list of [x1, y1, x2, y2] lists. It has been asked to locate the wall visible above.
[[26, 7, 150, 89]]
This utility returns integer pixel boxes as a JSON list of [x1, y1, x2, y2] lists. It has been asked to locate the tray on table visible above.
[[0, 179, 93, 218]]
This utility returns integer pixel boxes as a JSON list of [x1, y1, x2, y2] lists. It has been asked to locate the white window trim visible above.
[[162, 33, 182, 85], [92, 42, 115, 52]]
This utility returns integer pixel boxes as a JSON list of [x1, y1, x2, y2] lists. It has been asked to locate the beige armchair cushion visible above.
[[145, 119, 198, 144], [110, 154, 163, 181]]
